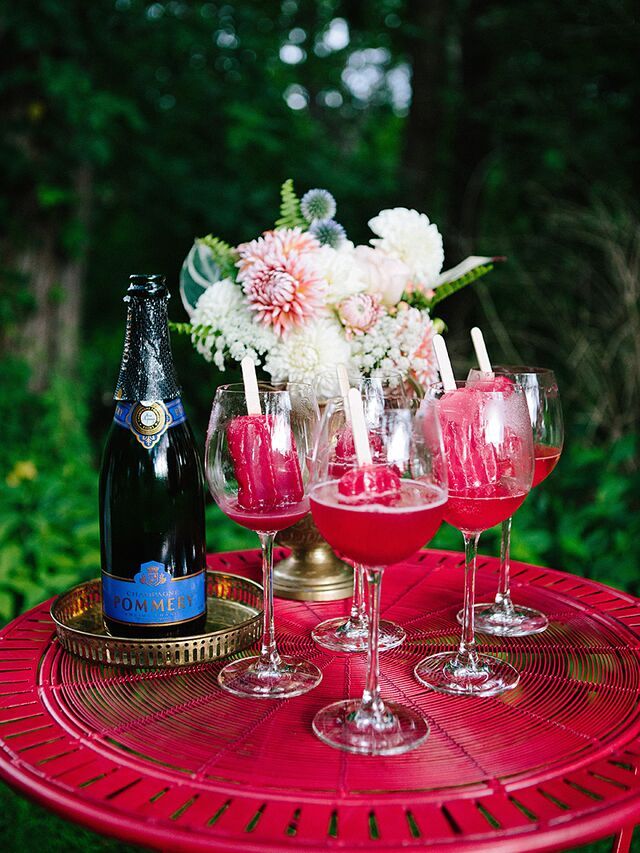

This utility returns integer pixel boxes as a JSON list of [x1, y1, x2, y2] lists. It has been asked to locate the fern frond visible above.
[[169, 321, 216, 345], [198, 235, 239, 280], [275, 178, 306, 229], [427, 263, 494, 310]]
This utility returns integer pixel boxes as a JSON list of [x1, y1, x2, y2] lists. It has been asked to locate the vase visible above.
[[274, 514, 353, 601]]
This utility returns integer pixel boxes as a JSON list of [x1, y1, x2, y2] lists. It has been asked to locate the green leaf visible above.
[[275, 178, 306, 229], [169, 321, 216, 344], [197, 236, 238, 280], [426, 263, 494, 309]]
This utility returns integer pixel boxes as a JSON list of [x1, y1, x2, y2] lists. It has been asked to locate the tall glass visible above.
[[310, 398, 447, 754], [311, 369, 408, 653], [463, 367, 564, 636], [205, 384, 322, 698], [414, 379, 533, 697]]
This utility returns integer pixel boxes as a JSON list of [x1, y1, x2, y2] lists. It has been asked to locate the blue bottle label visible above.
[[114, 398, 186, 449], [102, 561, 206, 627]]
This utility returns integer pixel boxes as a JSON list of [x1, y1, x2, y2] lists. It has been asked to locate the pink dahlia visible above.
[[338, 293, 382, 339], [236, 228, 324, 337]]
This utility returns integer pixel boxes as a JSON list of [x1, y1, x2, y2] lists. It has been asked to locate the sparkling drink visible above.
[[444, 487, 528, 534], [222, 498, 309, 532], [533, 443, 562, 487], [100, 275, 206, 639], [311, 480, 446, 567]]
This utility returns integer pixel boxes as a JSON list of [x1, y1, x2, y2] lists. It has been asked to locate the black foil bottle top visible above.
[[114, 274, 182, 402]]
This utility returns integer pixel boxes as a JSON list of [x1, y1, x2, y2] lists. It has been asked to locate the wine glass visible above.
[[414, 379, 533, 697], [311, 369, 409, 653], [462, 367, 564, 636], [310, 396, 448, 754], [205, 383, 322, 698]]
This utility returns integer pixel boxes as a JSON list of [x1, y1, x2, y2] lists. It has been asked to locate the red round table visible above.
[[1, 549, 639, 852]]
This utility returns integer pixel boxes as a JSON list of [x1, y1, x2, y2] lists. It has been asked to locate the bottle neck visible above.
[[114, 292, 181, 402]]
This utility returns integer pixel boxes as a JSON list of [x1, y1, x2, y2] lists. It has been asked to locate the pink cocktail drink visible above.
[[223, 497, 309, 532], [311, 480, 446, 567], [444, 487, 527, 534], [532, 444, 561, 487]]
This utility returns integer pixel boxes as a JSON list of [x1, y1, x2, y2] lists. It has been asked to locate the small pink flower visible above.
[[409, 314, 438, 387], [338, 293, 382, 339], [237, 228, 324, 337]]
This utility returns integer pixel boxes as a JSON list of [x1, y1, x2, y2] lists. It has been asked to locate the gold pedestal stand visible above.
[[274, 514, 353, 601]]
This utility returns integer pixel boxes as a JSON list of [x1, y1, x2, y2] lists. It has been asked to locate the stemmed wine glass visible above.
[[462, 367, 564, 636], [205, 383, 322, 698], [311, 369, 409, 653], [414, 379, 533, 696], [310, 393, 447, 754]]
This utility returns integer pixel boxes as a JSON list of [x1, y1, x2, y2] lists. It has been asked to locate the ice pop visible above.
[[227, 358, 304, 511], [334, 388, 402, 506]]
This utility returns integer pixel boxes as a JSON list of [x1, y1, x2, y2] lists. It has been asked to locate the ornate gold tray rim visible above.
[[50, 570, 263, 668]]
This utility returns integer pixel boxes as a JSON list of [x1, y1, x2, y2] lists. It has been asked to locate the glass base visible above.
[[218, 655, 322, 699], [311, 617, 406, 653], [312, 698, 429, 755], [457, 603, 549, 637], [414, 651, 520, 697]]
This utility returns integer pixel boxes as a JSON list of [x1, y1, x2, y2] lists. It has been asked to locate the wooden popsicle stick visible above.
[[347, 388, 373, 466], [471, 327, 493, 374], [241, 356, 262, 415], [433, 334, 456, 391], [336, 364, 352, 423]]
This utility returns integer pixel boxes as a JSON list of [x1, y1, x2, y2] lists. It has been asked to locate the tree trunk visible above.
[[17, 164, 92, 391]]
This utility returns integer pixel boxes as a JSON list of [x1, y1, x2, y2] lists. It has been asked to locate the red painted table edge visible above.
[[0, 547, 638, 852]]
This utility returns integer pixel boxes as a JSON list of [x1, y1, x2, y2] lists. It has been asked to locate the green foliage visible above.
[[0, 362, 100, 624], [425, 264, 495, 311], [275, 179, 306, 229], [198, 236, 239, 281], [169, 321, 216, 346]]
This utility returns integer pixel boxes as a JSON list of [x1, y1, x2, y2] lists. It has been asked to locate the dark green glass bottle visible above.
[[99, 274, 207, 638]]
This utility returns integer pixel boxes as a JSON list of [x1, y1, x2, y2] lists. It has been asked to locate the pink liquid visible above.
[[310, 480, 446, 567], [222, 497, 309, 532], [533, 444, 561, 487], [444, 487, 527, 534]]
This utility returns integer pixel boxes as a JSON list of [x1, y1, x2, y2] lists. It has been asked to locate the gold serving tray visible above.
[[50, 570, 263, 668]]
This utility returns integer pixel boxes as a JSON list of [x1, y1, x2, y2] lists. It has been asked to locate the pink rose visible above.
[[338, 293, 382, 338], [352, 245, 411, 307]]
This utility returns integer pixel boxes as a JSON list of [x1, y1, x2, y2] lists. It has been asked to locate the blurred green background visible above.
[[1, 0, 639, 849]]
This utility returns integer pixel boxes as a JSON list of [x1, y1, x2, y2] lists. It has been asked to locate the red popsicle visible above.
[[226, 358, 304, 512]]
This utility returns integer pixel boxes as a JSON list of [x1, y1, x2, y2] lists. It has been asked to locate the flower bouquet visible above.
[[176, 180, 499, 399], [176, 180, 500, 600]]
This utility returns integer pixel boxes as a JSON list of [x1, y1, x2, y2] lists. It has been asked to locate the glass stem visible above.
[[495, 516, 515, 615], [457, 533, 481, 669], [257, 531, 281, 670], [348, 564, 367, 629], [358, 568, 386, 724]]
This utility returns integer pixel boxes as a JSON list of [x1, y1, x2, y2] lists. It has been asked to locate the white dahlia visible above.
[[264, 316, 352, 398], [368, 207, 444, 286], [312, 243, 365, 305], [190, 278, 275, 370]]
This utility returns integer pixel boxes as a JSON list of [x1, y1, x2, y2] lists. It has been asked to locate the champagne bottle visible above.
[[99, 274, 207, 638]]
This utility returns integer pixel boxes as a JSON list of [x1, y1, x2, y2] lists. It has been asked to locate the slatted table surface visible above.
[[1, 548, 640, 852]]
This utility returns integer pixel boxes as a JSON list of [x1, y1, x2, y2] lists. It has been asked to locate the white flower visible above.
[[368, 207, 444, 286], [190, 278, 276, 370], [352, 245, 410, 307], [312, 243, 366, 305], [350, 306, 438, 387], [264, 317, 352, 399]]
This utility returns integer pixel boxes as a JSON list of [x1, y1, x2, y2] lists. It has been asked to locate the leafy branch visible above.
[[275, 178, 306, 229], [198, 235, 238, 280], [426, 263, 494, 310]]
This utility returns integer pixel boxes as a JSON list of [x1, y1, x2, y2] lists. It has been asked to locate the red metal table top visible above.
[[1, 548, 639, 852]]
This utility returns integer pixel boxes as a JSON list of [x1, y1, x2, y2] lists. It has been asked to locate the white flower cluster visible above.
[[190, 278, 276, 370], [350, 306, 438, 387]]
